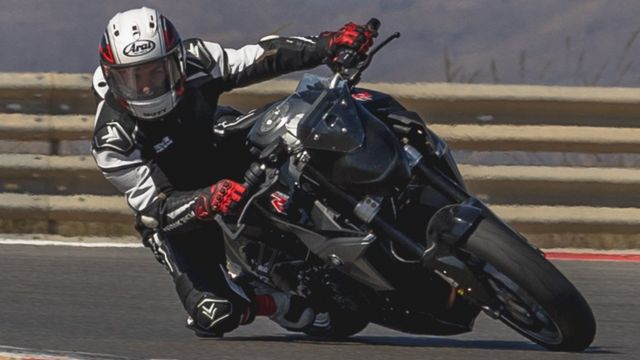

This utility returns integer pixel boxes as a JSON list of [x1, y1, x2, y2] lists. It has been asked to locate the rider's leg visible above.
[[146, 224, 313, 337], [147, 224, 252, 337]]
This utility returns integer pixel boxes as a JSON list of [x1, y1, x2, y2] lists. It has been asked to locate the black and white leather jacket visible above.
[[90, 35, 328, 237]]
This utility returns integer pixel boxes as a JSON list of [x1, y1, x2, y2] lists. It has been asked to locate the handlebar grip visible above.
[[366, 18, 381, 32], [243, 162, 265, 192]]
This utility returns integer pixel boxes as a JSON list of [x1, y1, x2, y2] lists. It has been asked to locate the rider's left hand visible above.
[[320, 22, 376, 57]]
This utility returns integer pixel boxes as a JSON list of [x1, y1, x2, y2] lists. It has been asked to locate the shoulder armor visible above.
[[184, 38, 216, 73], [92, 103, 135, 153]]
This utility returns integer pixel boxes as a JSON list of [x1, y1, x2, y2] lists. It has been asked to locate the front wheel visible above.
[[463, 219, 596, 351]]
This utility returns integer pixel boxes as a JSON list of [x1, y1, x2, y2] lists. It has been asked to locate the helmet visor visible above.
[[103, 51, 182, 101]]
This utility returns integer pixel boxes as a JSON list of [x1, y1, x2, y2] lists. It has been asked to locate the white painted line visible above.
[[0, 345, 131, 359], [0, 238, 143, 248], [0, 351, 78, 359]]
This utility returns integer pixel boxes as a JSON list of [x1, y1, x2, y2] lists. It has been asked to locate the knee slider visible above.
[[193, 293, 237, 333], [176, 276, 238, 332]]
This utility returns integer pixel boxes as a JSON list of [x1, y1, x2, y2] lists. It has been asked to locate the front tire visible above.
[[463, 219, 596, 351]]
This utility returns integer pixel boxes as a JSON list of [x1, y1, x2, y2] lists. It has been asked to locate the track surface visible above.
[[0, 245, 637, 360]]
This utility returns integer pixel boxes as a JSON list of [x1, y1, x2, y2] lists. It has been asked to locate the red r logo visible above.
[[352, 91, 373, 101], [270, 192, 290, 214]]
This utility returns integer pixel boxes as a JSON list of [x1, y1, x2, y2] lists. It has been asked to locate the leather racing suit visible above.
[[91, 34, 329, 335]]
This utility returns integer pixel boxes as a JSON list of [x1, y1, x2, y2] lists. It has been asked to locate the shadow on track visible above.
[[216, 334, 616, 354]]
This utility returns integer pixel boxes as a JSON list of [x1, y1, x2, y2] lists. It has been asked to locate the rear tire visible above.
[[463, 219, 596, 351], [302, 309, 369, 339]]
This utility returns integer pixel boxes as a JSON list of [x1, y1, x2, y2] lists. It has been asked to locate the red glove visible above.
[[322, 22, 376, 56], [195, 179, 246, 219]]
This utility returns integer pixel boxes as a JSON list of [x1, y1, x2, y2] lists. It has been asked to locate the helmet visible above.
[[99, 7, 185, 120]]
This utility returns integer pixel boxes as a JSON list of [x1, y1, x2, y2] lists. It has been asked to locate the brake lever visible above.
[[347, 32, 401, 86], [369, 32, 401, 58]]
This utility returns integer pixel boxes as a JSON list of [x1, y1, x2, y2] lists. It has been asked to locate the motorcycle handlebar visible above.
[[242, 162, 265, 192], [331, 18, 388, 85], [366, 18, 381, 33]]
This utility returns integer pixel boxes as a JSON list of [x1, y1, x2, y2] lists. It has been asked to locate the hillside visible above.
[[1, 0, 640, 86]]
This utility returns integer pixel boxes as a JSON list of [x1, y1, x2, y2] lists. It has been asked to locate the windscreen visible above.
[[294, 75, 365, 153]]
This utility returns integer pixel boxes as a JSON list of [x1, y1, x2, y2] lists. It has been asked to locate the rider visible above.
[[90, 6, 375, 337]]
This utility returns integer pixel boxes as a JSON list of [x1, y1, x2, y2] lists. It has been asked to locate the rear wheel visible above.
[[463, 219, 596, 351], [302, 309, 369, 339], [301, 276, 371, 339]]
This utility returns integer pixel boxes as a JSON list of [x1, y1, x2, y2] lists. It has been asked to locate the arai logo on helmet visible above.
[[123, 40, 156, 57]]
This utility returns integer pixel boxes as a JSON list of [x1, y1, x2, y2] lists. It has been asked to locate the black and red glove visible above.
[[194, 179, 246, 220], [321, 22, 376, 57]]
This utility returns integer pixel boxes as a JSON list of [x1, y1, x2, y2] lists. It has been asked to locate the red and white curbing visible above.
[[543, 248, 640, 262]]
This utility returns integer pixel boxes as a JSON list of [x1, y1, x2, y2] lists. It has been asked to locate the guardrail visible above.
[[2, 154, 639, 207], [1, 72, 638, 249], [5, 114, 640, 154]]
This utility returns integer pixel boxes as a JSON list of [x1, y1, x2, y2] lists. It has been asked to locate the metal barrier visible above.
[[1, 73, 638, 248]]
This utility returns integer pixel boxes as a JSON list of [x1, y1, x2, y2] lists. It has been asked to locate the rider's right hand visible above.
[[194, 179, 246, 220]]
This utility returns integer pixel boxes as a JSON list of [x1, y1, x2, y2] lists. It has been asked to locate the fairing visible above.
[[247, 74, 364, 152]]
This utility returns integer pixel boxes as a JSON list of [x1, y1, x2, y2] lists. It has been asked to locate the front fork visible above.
[[302, 158, 498, 307]]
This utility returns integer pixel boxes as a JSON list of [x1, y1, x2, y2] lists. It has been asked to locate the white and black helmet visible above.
[[99, 7, 186, 120]]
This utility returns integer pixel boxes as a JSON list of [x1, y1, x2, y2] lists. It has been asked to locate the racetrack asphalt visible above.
[[0, 244, 637, 360]]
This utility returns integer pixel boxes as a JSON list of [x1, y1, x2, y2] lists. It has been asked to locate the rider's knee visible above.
[[177, 274, 252, 334]]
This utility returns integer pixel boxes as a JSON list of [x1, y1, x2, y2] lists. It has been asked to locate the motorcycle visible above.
[[215, 19, 596, 351]]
